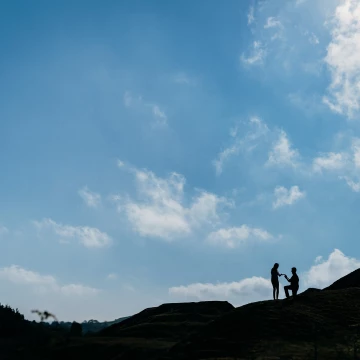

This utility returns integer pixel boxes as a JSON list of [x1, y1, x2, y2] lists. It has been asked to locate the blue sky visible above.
[[1, 0, 360, 322]]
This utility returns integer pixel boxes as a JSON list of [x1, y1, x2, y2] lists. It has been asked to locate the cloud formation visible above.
[[323, 0, 360, 118], [264, 17, 282, 29], [117, 166, 232, 240], [33, 218, 112, 248], [169, 276, 272, 302], [247, 6, 255, 25], [303, 249, 360, 288], [267, 130, 300, 168], [78, 186, 101, 208], [311, 136, 360, 191], [0, 265, 99, 296], [312, 152, 348, 173], [213, 117, 269, 175], [240, 41, 267, 66], [206, 225, 273, 249], [273, 185, 305, 209]]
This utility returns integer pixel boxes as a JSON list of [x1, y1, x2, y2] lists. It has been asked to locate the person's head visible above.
[[274, 263, 279, 269], [291, 267, 297, 274]]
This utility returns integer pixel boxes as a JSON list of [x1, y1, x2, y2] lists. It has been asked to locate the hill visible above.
[[100, 301, 234, 339], [324, 268, 360, 291], [165, 288, 360, 359], [24, 301, 234, 360], [7, 268, 360, 359]]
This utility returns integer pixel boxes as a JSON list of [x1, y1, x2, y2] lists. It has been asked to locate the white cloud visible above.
[[267, 130, 300, 167], [213, 144, 240, 176], [151, 104, 167, 126], [60, 284, 99, 296], [117, 159, 125, 168], [264, 17, 282, 29], [341, 176, 360, 192], [78, 186, 101, 208], [273, 185, 305, 209], [240, 41, 267, 66], [0, 265, 99, 296], [0, 225, 9, 236], [247, 6, 255, 25], [323, 0, 360, 119], [117, 167, 231, 240], [310, 137, 360, 191], [33, 218, 112, 248], [213, 117, 269, 175], [352, 138, 360, 167], [312, 152, 348, 172], [303, 249, 360, 288], [169, 276, 272, 304], [263, 17, 284, 42], [206, 225, 273, 249], [125, 202, 191, 239]]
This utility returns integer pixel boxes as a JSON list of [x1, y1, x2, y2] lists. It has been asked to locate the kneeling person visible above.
[[284, 267, 299, 298]]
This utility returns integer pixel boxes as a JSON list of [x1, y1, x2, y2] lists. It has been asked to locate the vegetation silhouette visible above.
[[31, 310, 58, 322], [70, 321, 82, 337]]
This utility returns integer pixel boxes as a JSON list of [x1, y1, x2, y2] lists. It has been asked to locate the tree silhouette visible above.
[[70, 321, 82, 337]]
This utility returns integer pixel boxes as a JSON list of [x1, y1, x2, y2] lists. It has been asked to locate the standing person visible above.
[[271, 263, 282, 300], [284, 267, 299, 298]]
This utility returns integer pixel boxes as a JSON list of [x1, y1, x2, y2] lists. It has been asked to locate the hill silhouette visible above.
[[165, 288, 360, 359], [7, 268, 360, 359], [100, 301, 234, 339], [324, 268, 360, 291]]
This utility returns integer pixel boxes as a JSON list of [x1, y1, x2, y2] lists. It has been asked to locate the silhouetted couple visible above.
[[271, 263, 299, 300]]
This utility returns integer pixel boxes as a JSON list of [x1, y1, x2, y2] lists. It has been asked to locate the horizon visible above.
[[2, 0, 360, 322]]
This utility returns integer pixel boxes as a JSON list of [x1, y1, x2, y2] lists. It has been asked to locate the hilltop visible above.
[[5, 268, 360, 359], [100, 301, 234, 339]]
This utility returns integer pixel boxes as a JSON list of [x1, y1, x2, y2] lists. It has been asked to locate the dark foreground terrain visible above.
[[4, 269, 360, 359]]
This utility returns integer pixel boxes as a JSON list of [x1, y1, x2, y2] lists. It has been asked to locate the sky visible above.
[[1, 0, 360, 322]]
